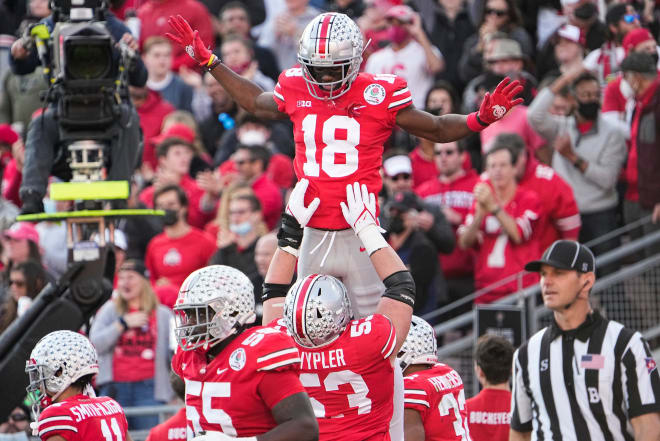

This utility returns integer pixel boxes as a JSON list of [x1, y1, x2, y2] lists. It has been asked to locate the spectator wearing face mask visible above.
[[528, 67, 627, 266], [0, 404, 32, 441], [139, 138, 215, 229], [209, 193, 268, 303], [145, 185, 216, 293], [213, 113, 295, 183], [364, 5, 444, 108]]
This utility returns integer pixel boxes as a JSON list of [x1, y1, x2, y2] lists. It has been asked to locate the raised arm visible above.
[[167, 15, 286, 120], [340, 182, 414, 354], [262, 179, 320, 324], [395, 77, 523, 143]]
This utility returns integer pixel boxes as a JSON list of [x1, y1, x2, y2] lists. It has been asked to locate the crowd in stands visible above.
[[1, 0, 660, 431]]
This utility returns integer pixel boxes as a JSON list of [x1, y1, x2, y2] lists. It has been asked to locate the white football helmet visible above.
[[174, 265, 256, 351], [398, 316, 438, 371], [298, 12, 364, 100], [283, 274, 352, 348], [25, 330, 99, 415]]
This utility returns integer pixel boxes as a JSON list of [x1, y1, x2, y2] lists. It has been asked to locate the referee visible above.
[[510, 240, 660, 441]]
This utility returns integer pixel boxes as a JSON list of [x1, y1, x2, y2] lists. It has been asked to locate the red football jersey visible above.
[[519, 159, 581, 251], [416, 170, 479, 278], [403, 363, 470, 441], [296, 314, 396, 441], [145, 408, 188, 441], [171, 326, 305, 437], [273, 70, 413, 229], [465, 388, 512, 441], [459, 186, 541, 303], [36, 394, 128, 441]]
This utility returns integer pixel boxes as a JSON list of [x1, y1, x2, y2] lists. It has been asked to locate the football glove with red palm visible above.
[[466, 77, 524, 132], [166, 15, 219, 69]]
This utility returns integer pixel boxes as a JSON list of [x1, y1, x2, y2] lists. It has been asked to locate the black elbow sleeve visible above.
[[382, 270, 416, 308], [261, 282, 292, 302]]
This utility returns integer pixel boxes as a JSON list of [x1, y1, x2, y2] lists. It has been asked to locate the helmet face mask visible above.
[[174, 265, 256, 352], [298, 12, 364, 100], [283, 274, 353, 348], [398, 316, 438, 372]]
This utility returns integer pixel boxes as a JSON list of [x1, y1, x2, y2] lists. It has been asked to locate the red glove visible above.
[[467, 77, 524, 132], [166, 15, 215, 67]]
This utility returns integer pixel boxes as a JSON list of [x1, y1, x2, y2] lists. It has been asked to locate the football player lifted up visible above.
[[262, 180, 415, 440], [399, 316, 470, 441], [25, 330, 132, 441], [167, 13, 523, 319], [170, 265, 318, 441]]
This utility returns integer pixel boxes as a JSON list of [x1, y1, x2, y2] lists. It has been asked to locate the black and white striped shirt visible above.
[[511, 310, 660, 441]]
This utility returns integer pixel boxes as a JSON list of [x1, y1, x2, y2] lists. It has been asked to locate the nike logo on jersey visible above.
[[217, 368, 228, 375]]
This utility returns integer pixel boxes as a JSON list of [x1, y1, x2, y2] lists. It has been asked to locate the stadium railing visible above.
[[424, 216, 660, 397]]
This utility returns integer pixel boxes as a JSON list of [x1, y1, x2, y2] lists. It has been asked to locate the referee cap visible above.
[[525, 240, 595, 273]]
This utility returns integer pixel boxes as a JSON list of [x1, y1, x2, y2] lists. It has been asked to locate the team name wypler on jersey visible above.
[[69, 400, 123, 422], [470, 411, 511, 425], [428, 370, 463, 392], [300, 349, 347, 370]]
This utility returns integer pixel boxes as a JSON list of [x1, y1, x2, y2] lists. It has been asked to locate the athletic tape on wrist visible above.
[[357, 224, 389, 256]]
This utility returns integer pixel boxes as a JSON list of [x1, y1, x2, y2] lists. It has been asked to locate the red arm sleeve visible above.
[[257, 370, 306, 409]]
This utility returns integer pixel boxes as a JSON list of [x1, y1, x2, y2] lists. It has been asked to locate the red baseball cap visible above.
[[0, 124, 18, 146], [385, 5, 414, 23], [623, 28, 655, 54], [4, 222, 40, 244], [152, 123, 196, 146]]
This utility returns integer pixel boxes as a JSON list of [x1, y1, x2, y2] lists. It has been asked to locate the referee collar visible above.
[[548, 310, 604, 341]]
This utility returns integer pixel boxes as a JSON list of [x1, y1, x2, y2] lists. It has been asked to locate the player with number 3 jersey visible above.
[[399, 317, 471, 441], [167, 12, 523, 319], [25, 330, 131, 441]]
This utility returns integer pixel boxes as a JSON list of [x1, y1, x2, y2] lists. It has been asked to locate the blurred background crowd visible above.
[[1, 0, 660, 435]]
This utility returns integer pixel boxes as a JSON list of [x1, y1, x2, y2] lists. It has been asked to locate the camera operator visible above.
[[9, 0, 148, 214]]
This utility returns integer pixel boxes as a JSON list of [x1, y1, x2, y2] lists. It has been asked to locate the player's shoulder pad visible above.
[[38, 404, 77, 437], [403, 373, 432, 409], [348, 314, 396, 359], [239, 326, 301, 372], [358, 72, 411, 110], [275, 68, 305, 95]]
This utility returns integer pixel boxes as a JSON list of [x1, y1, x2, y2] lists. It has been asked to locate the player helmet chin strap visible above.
[[563, 282, 589, 310]]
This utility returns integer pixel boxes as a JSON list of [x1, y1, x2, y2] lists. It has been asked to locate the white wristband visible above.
[[279, 245, 299, 258], [357, 224, 389, 256]]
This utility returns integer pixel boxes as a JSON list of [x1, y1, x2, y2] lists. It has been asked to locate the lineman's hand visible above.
[[341, 182, 378, 236], [167, 15, 214, 67], [285, 178, 320, 228]]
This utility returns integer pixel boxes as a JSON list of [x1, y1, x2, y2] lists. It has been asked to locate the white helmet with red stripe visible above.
[[25, 330, 99, 415], [283, 274, 353, 348], [174, 265, 256, 351], [398, 316, 438, 371], [298, 12, 364, 100]]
